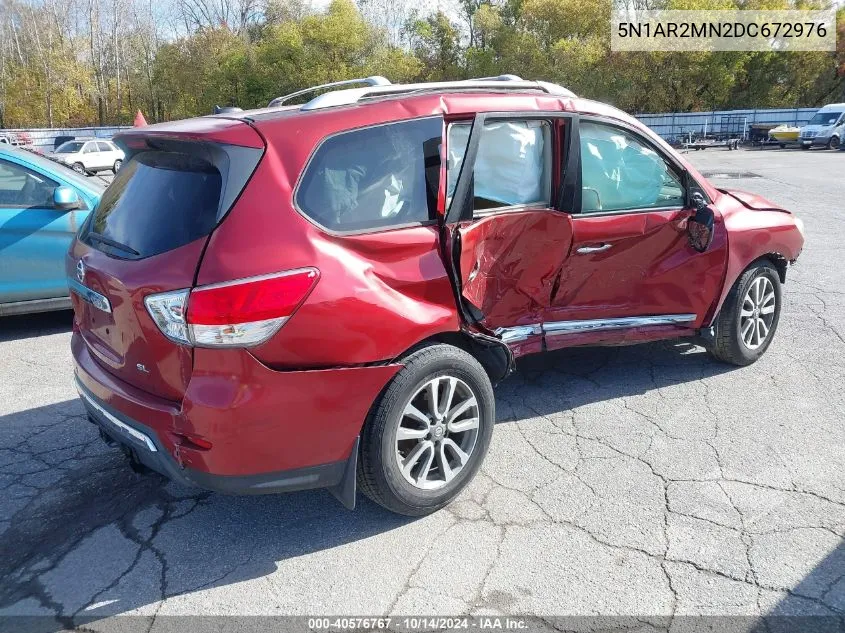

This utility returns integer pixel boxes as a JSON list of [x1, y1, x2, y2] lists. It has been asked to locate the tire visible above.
[[358, 343, 495, 516], [72, 162, 86, 174], [709, 261, 782, 366], [779, 143, 786, 149], [113, 159, 122, 173], [801, 145, 810, 150], [828, 136, 839, 150]]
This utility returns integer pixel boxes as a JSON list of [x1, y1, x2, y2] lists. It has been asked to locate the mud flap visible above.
[[328, 436, 359, 510]]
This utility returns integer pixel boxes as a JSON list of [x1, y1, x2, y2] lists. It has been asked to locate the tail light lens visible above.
[[144, 268, 319, 348], [144, 289, 191, 345]]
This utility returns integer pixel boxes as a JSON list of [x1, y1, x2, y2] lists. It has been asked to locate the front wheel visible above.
[[828, 136, 840, 150], [71, 162, 86, 174], [358, 344, 495, 516], [709, 261, 782, 366]]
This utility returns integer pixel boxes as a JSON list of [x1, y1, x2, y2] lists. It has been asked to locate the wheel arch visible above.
[[706, 252, 788, 327], [391, 329, 513, 386]]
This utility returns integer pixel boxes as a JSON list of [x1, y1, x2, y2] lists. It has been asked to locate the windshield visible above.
[[807, 112, 843, 126], [55, 141, 86, 153]]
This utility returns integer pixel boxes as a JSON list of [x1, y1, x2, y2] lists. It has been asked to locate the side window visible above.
[[97, 142, 112, 152], [0, 159, 58, 208], [447, 120, 551, 214], [580, 121, 684, 214], [83, 143, 96, 154], [296, 117, 442, 232]]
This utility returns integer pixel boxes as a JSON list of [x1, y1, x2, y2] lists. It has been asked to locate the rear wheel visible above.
[[113, 159, 123, 173], [358, 344, 495, 516], [709, 261, 782, 366]]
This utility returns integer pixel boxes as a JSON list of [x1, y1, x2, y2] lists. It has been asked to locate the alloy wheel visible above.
[[740, 276, 776, 350], [395, 376, 479, 490]]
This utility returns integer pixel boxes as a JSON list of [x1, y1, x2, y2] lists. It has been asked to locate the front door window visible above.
[[580, 121, 684, 213]]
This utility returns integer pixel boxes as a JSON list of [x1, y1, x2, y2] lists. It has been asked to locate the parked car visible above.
[[53, 135, 77, 151], [0, 144, 104, 316], [799, 103, 845, 149], [0, 133, 25, 146], [69, 76, 805, 516], [50, 138, 125, 174]]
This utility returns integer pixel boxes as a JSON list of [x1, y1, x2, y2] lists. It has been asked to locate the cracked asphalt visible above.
[[0, 148, 843, 632]]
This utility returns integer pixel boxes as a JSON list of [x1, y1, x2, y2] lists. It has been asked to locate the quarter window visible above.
[[296, 117, 443, 232], [447, 120, 551, 214], [0, 159, 58, 208], [580, 122, 684, 214]]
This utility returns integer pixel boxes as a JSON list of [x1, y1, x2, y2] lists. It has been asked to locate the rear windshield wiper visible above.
[[86, 232, 141, 257]]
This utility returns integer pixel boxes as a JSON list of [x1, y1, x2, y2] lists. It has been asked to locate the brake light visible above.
[[144, 268, 319, 348]]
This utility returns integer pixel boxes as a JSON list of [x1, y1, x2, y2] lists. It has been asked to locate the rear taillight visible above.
[[144, 268, 319, 348], [144, 289, 191, 345]]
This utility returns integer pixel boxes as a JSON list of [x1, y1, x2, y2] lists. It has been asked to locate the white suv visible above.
[[51, 139, 125, 174]]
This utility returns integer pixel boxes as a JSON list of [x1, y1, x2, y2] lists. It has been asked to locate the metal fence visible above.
[[0, 108, 826, 148], [634, 107, 819, 141], [1, 126, 130, 152]]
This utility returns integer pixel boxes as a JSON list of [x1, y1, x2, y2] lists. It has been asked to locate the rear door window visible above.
[[296, 116, 442, 232], [97, 142, 113, 152], [446, 120, 552, 215], [82, 151, 222, 259]]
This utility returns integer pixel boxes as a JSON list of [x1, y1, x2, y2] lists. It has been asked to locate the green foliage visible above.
[[0, 0, 842, 128]]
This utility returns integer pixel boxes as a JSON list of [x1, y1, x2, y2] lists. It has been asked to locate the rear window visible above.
[[296, 116, 442, 232], [56, 141, 85, 153], [82, 151, 221, 259]]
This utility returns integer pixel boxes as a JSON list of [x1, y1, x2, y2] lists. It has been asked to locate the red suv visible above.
[[69, 76, 804, 516]]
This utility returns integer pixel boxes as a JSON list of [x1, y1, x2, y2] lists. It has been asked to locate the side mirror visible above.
[[688, 192, 715, 252], [53, 186, 81, 211]]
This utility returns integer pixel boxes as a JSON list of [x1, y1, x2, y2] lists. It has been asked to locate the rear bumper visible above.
[[71, 332, 401, 503], [77, 378, 354, 498]]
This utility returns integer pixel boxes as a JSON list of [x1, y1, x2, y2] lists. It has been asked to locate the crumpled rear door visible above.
[[455, 210, 572, 329], [443, 113, 576, 348]]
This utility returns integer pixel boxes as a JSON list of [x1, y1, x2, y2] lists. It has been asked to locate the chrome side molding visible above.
[[495, 314, 697, 344], [543, 314, 696, 337], [494, 323, 542, 344]]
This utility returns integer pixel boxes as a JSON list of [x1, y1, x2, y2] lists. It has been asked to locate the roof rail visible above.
[[267, 76, 392, 108], [297, 76, 576, 111]]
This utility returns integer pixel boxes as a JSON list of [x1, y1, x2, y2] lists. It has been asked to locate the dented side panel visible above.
[[181, 348, 401, 475], [705, 191, 804, 325], [546, 208, 728, 343], [457, 210, 573, 329]]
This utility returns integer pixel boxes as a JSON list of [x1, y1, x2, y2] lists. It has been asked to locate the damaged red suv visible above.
[[69, 76, 804, 516]]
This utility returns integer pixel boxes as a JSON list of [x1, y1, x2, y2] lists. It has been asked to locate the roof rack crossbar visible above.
[[299, 77, 575, 111], [268, 76, 392, 108]]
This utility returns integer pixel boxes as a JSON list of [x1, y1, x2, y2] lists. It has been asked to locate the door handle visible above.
[[576, 244, 612, 254]]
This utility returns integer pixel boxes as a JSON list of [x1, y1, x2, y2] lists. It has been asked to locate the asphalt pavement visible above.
[[1, 148, 843, 631]]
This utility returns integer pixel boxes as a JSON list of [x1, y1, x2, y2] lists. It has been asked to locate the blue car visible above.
[[0, 144, 104, 316]]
